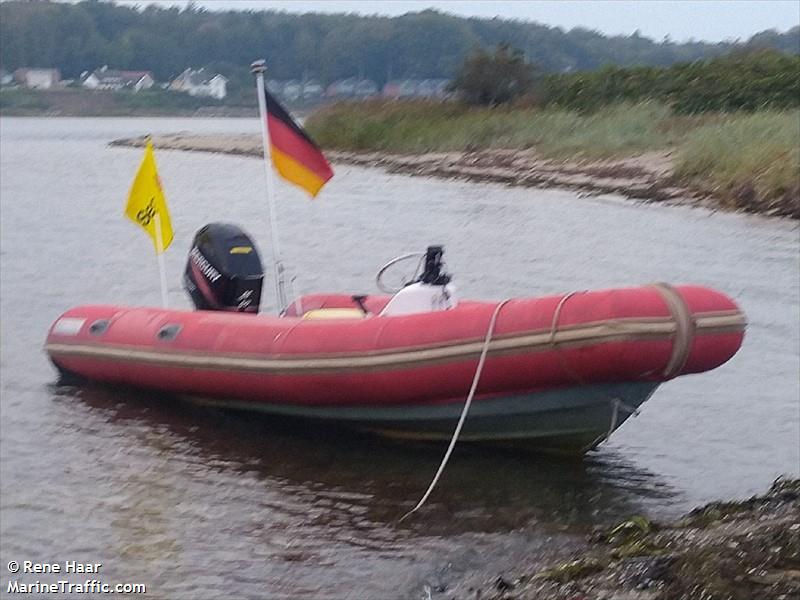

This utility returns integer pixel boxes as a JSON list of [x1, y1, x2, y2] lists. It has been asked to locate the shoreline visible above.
[[468, 477, 799, 600], [110, 133, 795, 218]]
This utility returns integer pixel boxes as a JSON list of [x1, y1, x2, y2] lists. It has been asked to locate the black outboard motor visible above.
[[184, 223, 263, 313]]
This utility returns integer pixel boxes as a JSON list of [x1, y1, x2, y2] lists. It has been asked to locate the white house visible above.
[[282, 80, 302, 100], [267, 79, 324, 101], [326, 77, 379, 98], [13, 68, 60, 89], [354, 79, 378, 97], [170, 68, 228, 100], [81, 67, 155, 92], [382, 79, 450, 99], [266, 79, 284, 95]]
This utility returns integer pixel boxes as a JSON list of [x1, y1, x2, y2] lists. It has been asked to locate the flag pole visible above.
[[251, 59, 288, 314], [154, 212, 169, 308]]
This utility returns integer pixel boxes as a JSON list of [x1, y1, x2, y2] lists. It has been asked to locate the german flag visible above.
[[265, 90, 333, 197]]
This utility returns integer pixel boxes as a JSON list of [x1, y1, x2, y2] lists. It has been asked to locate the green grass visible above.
[[306, 100, 698, 157], [307, 100, 800, 216], [115, 89, 222, 111], [673, 111, 800, 211], [0, 88, 52, 111]]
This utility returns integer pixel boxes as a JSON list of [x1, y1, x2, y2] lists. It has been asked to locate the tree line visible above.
[[1, 0, 798, 96], [449, 44, 800, 114]]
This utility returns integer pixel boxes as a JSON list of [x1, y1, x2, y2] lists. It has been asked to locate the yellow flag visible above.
[[124, 140, 173, 254]]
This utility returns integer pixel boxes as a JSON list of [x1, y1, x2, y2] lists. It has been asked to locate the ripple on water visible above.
[[1, 117, 797, 599]]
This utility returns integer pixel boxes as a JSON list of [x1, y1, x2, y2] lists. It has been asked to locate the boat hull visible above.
[[180, 381, 660, 453]]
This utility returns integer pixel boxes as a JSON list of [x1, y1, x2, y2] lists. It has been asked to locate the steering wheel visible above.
[[375, 252, 426, 294]]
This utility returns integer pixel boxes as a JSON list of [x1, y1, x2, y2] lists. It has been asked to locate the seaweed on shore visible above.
[[477, 477, 800, 600]]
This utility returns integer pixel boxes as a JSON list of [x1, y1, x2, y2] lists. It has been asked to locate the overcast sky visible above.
[[116, 0, 800, 43]]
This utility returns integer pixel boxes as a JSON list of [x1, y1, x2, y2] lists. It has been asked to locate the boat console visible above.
[[377, 245, 458, 316]]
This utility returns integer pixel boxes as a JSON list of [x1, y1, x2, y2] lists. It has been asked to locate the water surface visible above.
[[1, 117, 797, 599]]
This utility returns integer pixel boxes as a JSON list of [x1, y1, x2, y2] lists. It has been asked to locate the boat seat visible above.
[[302, 308, 367, 320]]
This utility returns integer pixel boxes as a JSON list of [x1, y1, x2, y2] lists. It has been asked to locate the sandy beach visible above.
[[110, 133, 712, 210], [110, 132, 798, 219]]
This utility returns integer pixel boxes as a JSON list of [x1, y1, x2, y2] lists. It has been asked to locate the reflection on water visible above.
[[1, 117, 797, 599], [33, 380, 676, 598], [60, 383, 677, 534]]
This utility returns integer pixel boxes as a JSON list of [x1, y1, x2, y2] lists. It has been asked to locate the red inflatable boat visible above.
[[46, 235, 746, 453], [46, 256, 745, 453]]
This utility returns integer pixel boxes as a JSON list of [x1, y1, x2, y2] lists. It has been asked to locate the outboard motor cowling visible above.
[[184, 223, 263, 313]]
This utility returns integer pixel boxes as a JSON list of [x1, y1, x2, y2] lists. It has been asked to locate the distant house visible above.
[[382, 79, 419, 99], [326, 78, 355, 97], [302, 80, 323, 99], [417, 79, 450, 98], [354, 79, 378, 97], [266, 79, 285, 95], [327, 78, 378, 98], [81, 66, 154, 92], [170, 68, 227, 100], [13, 68, 60, 89], [266, 79, 324, 102], [383, 79, 450, 99], [383, 80, 406, 99], [282, 80, 302, 101], [382, 81, 402, 99]]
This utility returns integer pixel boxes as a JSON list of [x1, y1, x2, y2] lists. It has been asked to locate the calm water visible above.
[[1, 117, 798, 599]]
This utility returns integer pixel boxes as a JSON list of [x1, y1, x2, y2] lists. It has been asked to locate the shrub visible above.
[[448, 44, 536, 106]]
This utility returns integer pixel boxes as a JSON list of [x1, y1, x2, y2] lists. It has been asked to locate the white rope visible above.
[[605, 398, 641, 442], [400, 299, 511, 521], [548, 291, 579, 346]]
